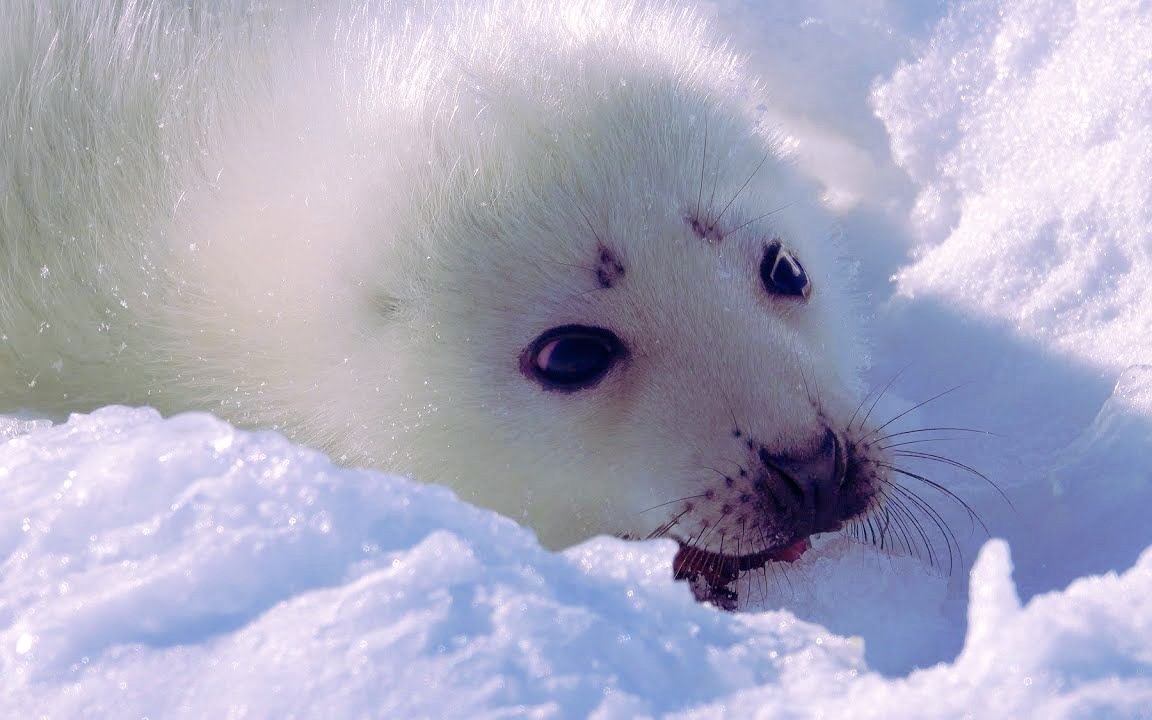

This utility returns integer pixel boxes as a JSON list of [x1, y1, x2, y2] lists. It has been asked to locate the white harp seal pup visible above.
[[0, 0, 898, 602]]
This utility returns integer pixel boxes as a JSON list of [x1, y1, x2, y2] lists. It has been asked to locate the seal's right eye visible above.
[[522, 325, 624, 392]]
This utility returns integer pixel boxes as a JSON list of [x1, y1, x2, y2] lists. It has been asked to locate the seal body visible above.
[[0, 0, 888, 570]]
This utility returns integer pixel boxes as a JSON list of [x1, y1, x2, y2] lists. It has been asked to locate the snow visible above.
[[5, 409, 1152, 717], [5, 0, 1152, 716], [875, 0, 1152, 372], [6, 409, 1150, 716]]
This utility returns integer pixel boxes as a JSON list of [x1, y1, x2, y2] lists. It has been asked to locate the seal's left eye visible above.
[[522, 325, 624, 392], [760, 241, 811, 300]]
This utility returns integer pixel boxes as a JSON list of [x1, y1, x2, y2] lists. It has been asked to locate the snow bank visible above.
[[874, 0, 1152, 372], [866, 0, 1152, 603], [2, 409, 1150, 717]]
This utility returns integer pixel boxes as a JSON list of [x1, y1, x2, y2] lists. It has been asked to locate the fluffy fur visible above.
[[1, 0, 875, 555]]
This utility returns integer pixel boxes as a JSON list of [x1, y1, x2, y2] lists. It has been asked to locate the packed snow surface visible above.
[[5, 0, 1152, 716], [4, 409, 1151, 717]]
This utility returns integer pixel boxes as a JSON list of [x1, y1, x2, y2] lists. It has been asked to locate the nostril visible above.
[[758, 447, 806, 504], [815, 429, 848, 527], [781, 472, 806, 505], [823, 428, 847, 488], [756, 429, 847, 531]]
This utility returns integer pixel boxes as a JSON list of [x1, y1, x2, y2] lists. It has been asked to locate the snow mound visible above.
[[873, 0, 1152, 372], [2, 408, 1150, 716]]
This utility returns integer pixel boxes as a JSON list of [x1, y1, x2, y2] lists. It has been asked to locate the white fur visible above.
[[1, 0, 863, 549]]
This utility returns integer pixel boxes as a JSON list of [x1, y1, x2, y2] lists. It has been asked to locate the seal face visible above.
[[0, 0, 914, 605]]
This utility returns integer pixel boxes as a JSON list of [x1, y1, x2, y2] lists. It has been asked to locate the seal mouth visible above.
[[673, 536, 812, 588]]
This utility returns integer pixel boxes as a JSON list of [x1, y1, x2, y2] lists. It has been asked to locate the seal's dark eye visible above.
[[760, 240, 811, 300], [522, 325, 624, 392]]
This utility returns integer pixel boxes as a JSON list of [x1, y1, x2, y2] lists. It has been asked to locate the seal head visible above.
[[0, 1, 894, 600]]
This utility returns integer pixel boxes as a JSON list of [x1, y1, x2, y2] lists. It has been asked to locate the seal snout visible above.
[[757, 427, 850, 536], [670, 424, 883, 607]]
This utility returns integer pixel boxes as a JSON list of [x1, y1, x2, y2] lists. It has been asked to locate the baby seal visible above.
[[0, 0, 896, 602]]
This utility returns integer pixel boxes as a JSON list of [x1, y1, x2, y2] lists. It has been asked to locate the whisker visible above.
[[864, 385, 963, 440], [709, 150, 771, 232], [718, 387, 744, 437], [696, 115, 708, 222], [873, 504, 894, 553], [875, 426, 996, 443], [864, 514, 879, 550], [856, 364, 910, 431], [735, 517, 745, 563], [873, 488, 923, 562], [638, 494, 708, 515], [880, 484, 950, 570], [736, 526, 755, 605], [892, 451, 1015, 511], [881, 463, 988, 536], [574, 203, 604, 247], [892, 451, 992, 484], [694, 521, 719, 552], [881, 499, 917, 560], [645, 507, 690, 540], [537, 258, 596, 272], [880, 438, 967, 449], [797, 356, 821, 410], [706, 150, 721, 223], [726, 204, 789, 237], [847, 386, 876, 432], [900, 483, 964, 572], [861, 364, 912, 426], [696, 464, 732, 480]]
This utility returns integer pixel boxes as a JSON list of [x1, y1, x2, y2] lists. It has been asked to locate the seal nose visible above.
[[758, 428, 846, 533]]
